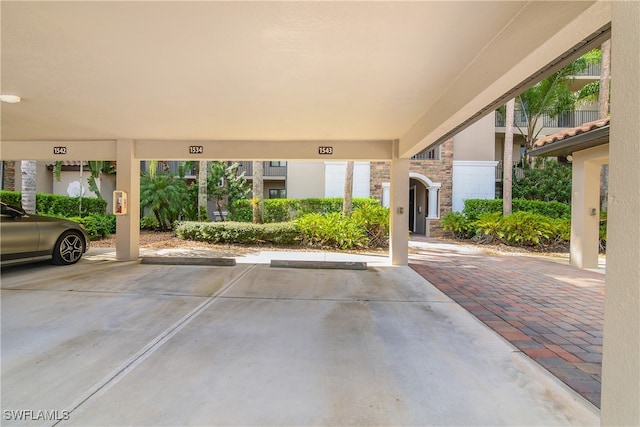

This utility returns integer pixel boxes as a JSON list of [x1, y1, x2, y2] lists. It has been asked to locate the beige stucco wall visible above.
[[286, 162, 325, 199], [453, 112, 495, 161], [601, 2, 640, 425]]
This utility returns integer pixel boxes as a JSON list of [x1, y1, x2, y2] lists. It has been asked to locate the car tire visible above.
[[52, 231, 86, 265]]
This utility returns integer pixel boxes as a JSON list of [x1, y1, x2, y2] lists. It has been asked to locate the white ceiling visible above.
[[1, 1, 608, 157]]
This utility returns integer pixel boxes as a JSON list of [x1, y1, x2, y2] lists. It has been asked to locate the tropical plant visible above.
[[207, 161, 250, 221], [515, 56, 588, 159], [512, 160, 572, 204], [140, 161, 189, 230]]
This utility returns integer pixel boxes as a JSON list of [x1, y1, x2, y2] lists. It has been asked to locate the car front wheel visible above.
[[52, 231, 86, 265]]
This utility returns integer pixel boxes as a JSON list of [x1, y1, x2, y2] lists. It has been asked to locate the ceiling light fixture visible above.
[[0, 95, 21, 103]]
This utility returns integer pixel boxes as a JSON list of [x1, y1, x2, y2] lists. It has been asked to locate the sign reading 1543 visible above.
[[318, 146, 333, 155]]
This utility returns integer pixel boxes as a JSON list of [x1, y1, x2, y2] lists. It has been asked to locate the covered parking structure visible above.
[[1, 2, 638, 424]]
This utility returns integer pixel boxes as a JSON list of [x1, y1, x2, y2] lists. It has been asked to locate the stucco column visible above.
[[390, 141, 409, 265], [427, 184, 441, 219], [115, 139, 140, 261], [601, 2, 640, 425], [570, 150, 604, 269]]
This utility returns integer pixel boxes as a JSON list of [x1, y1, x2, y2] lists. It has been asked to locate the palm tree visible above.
[[198, 160, 209, 221], [503, 99, 516, 215], [342, 161, 354, 216], [252, 161, 263, 223], [515, 56, 588, 161], [20, 160, 37, 214]]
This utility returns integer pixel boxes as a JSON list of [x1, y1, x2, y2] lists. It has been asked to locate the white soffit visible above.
[[1, 1, 604, 156]]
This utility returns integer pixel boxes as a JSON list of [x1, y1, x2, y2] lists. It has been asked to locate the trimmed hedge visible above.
[[462, 198, 570, 222], [229, 197, 381, 223], [0, 190, 107, 216], [174, 221, 300, 245]]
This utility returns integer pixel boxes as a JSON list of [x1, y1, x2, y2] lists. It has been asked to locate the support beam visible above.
[[601, 2, 640, 425], [570, 146, 608, 269], [115, 140, 140, 261], [389, 141, 409, 266], [135, 139, 393, 161]]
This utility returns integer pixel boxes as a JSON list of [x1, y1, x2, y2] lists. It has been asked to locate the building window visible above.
[[269, 189, 286, 199], [270, 161, 286, 167]]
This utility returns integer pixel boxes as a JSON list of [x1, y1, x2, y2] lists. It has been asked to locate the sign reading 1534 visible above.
[[189, 146, 204, 154], [318, 146, 333, 155]]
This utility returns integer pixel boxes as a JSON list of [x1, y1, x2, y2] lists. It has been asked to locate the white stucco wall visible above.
[[452, 160, 498, 212], [52, 171, 100, 199], [324, 162, 371, 198]]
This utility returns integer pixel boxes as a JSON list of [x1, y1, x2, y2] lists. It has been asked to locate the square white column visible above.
[[390, 141, 409, 266], [115, 139, 140, 261]]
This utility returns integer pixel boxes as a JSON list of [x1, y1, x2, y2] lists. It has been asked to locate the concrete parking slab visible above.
[[1, 254, 598, 426]]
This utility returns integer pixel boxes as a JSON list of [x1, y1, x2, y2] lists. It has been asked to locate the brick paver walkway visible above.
[[409, 237, 604, 408]]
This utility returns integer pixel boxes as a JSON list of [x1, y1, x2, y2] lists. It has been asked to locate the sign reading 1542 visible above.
[[189, 146, 204, 154]]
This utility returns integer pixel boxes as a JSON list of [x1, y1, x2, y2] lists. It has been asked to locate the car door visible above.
[[0, 204, 40, 261]]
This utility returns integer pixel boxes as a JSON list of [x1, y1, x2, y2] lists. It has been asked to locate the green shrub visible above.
[[174, 221, 300, 245], [0, 190, 21, 206], [228, 199, 253, 222], [440, 212, 471, 239], [229, 197, 383, 224], [0, 191, 107, 216], [462, 198, 570, 222], [296, 213, 368, 250], [140, 215, 160, 230], [512, 160, 572, 204], [472, 212, 504, 243], [264, 199, 297, 223], [499, 212, 557, 246], [68, 214, 116, 240], [350, 204, 389, 247]]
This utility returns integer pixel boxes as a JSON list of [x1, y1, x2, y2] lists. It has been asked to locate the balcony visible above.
[[495, 110, 599, 129], [235, 161, 287, 179]]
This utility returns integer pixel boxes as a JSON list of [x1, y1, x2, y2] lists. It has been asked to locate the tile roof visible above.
[[532, 117, 610, 149]]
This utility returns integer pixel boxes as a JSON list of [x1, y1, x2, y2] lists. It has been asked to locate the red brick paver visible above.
[[409, 238, 604, 408]]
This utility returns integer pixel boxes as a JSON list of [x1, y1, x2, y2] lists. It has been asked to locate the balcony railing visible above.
[[235, 161, 287, 178], [495, 110, 599, 128], [573, 62, 601, 77], [495, 161, 525, 182], [141, 161, 287, 179]]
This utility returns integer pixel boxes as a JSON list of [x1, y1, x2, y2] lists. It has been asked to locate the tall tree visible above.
[[342, 161, 354, 216], [516, 57, 587, 162], [198, 160, 209, 221], [20, 160, 37, 214], [252, 161, 264, 223], [598, 40, 611, 212], [503, 99, 516, 215], [208, 161, 250, 221], [598, 39, 611, 119]]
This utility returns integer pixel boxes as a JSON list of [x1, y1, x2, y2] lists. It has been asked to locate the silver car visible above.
[[1, 202, 90, 266]]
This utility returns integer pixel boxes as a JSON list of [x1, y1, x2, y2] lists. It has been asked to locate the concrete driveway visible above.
[[1, 250, 598, 426]]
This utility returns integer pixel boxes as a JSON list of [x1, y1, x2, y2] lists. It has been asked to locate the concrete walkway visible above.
[[1, 248, 598, 426], [409, 236, 605, 408]]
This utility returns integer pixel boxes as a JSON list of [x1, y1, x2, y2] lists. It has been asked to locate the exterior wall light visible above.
[[0, 95, 21, 103]]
